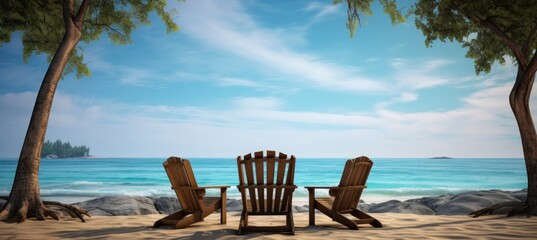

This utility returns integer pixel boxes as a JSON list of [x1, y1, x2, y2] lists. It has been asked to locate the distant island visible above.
[[430, 156, 453, 159], [41, 139, 91, 158]]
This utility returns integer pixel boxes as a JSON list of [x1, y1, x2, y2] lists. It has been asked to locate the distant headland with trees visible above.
[[41, 140, 91, 158]]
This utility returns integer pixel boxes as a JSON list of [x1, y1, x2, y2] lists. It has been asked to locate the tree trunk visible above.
[[0, 4, 82, 221], [509, 66, 537, 215]]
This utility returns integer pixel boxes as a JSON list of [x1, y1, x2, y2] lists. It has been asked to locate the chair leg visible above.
[[174, 212, 203, 228], [287, 212, 295, 235], [221, 188, 227, 224], [153, 210, 188, 228], [238, 211, 246, 235], [308, 190, 315, 226], [153, 210, 204, 229], [350, 209, 383, 228], [220, 207, 226, 224], [332, 212, 358, 230]]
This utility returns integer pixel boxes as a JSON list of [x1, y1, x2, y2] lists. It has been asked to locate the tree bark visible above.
[[0, 0, 85, 222], [509, 66, 537, 215]]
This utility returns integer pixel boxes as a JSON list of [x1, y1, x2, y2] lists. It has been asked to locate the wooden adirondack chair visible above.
[[305, 156, 382, 230], [236, 150, 297, 235], [153, 157, 229, 229]]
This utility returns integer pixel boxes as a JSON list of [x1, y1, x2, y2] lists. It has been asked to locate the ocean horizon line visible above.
[[0, 156, 526, 160], [0, 158, 528, 205]]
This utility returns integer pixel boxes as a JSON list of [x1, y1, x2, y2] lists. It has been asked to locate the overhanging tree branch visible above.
[[74, 0, 90, 29], [468, 14, 527, 68], [527, 53, 537, 79], [452, 0, 527, 68], [86, 21, 129, 43], [63, 0, 74, 29], [522, 23, 537, 59]]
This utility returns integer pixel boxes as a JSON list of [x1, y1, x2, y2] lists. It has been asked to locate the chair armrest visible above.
[[306, 185, 367, 197], [171, 186, 230, 199], [328, 186, 367, 190], [197, 186, 230, 189], [305, 186, 337, 190], [171, 186, 207, 198], [305, 186, 335, 198], [171, 186, 229, 190], [328, 186, 366, 197], [305, 186, 366, 190], [171, 186, 196, 190], [237, 184, 297, 190]]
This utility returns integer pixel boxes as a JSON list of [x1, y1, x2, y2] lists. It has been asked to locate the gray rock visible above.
[[357, 203, 371, 212], [88, 208, 113, 216], [405, 195, 454, 211], [368, 200, 401, 213], [75, 196, 159, 216], [507, 189, 527, 202], [369, 200, 435, 215], [295, 205, 309, 212], [58, 188, 530, 217], [226, 199, 243, 212], [153, 197, 181, 214], [436, 191, 521, 215]]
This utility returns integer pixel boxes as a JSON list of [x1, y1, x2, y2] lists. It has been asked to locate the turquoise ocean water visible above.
[[0, 158, 527, 203]]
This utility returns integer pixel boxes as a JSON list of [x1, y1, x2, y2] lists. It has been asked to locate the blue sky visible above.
[[0, 0, 529, 158]]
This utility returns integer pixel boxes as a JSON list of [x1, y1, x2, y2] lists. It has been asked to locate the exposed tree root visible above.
[[468, 201, 535, 218], [0, 196, 90, 222]]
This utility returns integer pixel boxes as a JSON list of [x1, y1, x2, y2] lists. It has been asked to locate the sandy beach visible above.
[[2, 212, 536, 239]]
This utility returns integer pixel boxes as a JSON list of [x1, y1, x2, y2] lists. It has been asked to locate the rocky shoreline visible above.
[[56, 189, 526, 216]]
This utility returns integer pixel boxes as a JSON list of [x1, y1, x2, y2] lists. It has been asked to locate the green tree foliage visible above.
[[0, 0, 181, 222], [41, 139, 90, 158], [411, 0, 537, 216], [334, 0, 405, 37], [412, 0, 537, 74], [339, 0, 537, 215], [0, 0, 179, 78]]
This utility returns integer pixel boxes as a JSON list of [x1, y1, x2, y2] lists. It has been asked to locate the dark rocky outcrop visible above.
[[70, 189, 527, 216]]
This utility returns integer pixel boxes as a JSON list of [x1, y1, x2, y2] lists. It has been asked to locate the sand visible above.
[[2, 212, 536, 239]]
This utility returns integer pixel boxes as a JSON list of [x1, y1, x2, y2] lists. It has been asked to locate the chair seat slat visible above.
[[154, 157, 229, 229], [305, 156, 382, 230], [237, 150, 296, 234]]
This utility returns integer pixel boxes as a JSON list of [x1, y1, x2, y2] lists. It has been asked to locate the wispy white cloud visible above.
[[474, 60, 517, 88], [0, 77, 530, 158], [0, 61, 47, 89], [303, 1, 340, 22], [389, 58, 453, 89], [118, 68, 155, 86], [215, 77, 261, 88], [211, 77, 295, 92], [172, 0, 386, 93], [376, 92, 418, 109], [233, 96, 281, 110]]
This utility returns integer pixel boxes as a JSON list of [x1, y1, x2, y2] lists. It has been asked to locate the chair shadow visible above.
[[386, 215, 507, 231], [57, 226, 151, 238], [173, 229, 243, 240], [178, 226, 335, 239], [172, 226, 305, 239], [56, 225, 267, 240], [53, 215, 517, 239]]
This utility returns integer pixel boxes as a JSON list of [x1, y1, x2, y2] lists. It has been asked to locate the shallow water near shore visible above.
[[0, 157, 527, 203]]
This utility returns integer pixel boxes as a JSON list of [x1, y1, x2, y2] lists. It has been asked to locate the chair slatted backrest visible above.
[[332, 156, 373, 211], [237, 150, 296, 213], [164, 157, 203, 212]]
